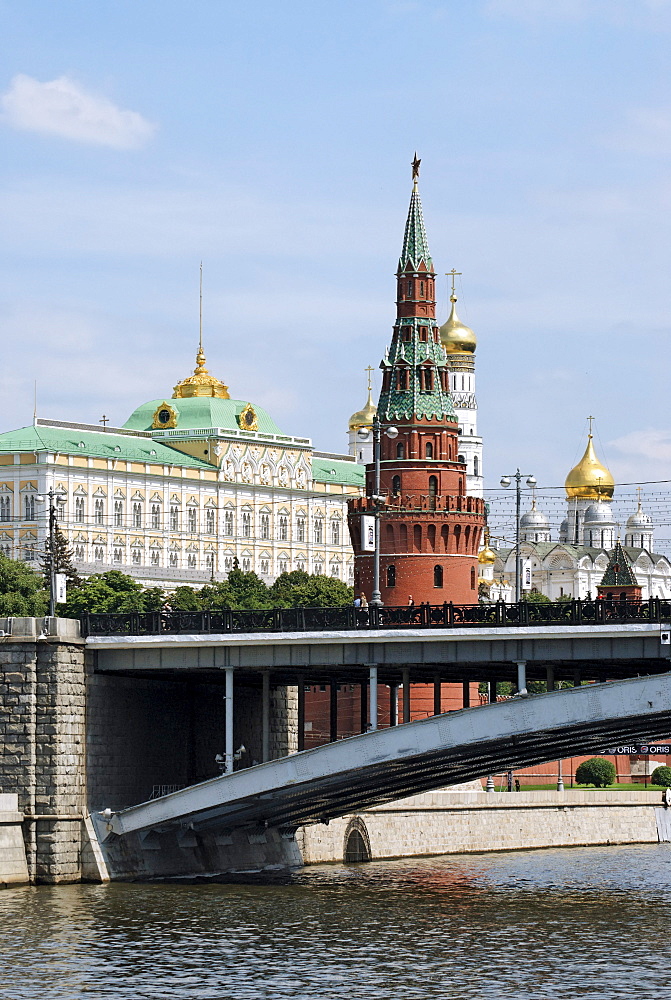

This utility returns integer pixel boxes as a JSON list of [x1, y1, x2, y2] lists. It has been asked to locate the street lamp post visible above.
[[35, 488, 67, 617], [359, 416, 397, 607], [500, 469, 536, 603]]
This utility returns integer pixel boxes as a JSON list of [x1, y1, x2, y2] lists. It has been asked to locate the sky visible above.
[[2, 0, 671, 548]]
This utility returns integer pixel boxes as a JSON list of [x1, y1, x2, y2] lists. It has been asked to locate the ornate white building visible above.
[[0, 344, 364, 589], [484, 432, 671, 601]]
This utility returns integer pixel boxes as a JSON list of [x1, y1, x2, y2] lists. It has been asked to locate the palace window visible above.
[[224, 509, 234, 536], [261, 559, 269, 575], [279, 515, 288, 541], [75, 545, 85, 560], [132, 549, 141, 565], [188, 508, 197, 533], [150, 550, 160, 565], [260, 514, 270, 540], [24, 495, 35, 520], [187, 553, 197, 569], [94, 546, 104, 561], [205, 553, 214, 571], [170, 505, 179, 531], [169, 552, 178, 567], [114, 501, 123, 527], [151, 504, 161, 529], [314, 518, 323, 544], [242, 512, 251, 537], [331, 520, 340, 545], [242, 557, 251, 571], [279, 559, 288, 574], [331, 563, 340, 578], [314, 562, 323, 575], [94, 499, 104, 525], [132, 502, 142, 528], [113, 548, 122, 564], [206, 509, 215, 534], [0, 496, 10, 522], [297, 517, 306, 542], [23, 544, 35, 561]]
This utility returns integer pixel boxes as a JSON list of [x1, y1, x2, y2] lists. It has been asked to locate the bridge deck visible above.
[[102, 670, 671, 839]]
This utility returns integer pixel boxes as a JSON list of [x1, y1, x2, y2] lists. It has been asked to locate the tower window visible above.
[[471, 566, 476, 590], [426, 443, 433, 459], [420, 281, 424, 296], [428, 475, 438, 495], [474, 456, 479, 477], [392, 475, 401, 494], [407, 280, 412, 296], [387, 564, 396, 587], [396, 442, 405, 459], [434, 565, 443, 588]]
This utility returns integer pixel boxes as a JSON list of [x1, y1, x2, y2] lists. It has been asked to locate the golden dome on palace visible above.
[[173, 346, 230, 400], [348, 388, 377, 431], [565, 435, 615, 500], [478, 543, 496, 566], [439, 296, 477, 355]]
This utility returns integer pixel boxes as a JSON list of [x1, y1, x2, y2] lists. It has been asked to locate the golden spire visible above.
[[439, 270, 477, 354], [565, 421, 615, 499], [478, 527, 496, 565], [348, 367, 377, 431], [172, 263, 230, 400]]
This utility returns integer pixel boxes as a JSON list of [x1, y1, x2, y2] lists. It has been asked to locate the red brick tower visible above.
[[348, 159, 486, 605]]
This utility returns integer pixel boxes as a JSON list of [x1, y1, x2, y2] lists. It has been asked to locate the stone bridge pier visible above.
[[0, 618, 297, 883]]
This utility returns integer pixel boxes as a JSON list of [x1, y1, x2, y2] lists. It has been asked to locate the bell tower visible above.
[[348, 158, 486, 605]]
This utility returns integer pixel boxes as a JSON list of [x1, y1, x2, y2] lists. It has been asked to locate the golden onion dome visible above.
[[439, 295, 477, 355], [565, 434, 614, 500], [348, 387, 377, 432], [477, 528, 496, 565]]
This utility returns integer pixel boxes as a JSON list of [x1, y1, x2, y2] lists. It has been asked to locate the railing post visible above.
[[443, 602, 449, 627], [370, 604, 380, 629], [448, 601, 454, 627]]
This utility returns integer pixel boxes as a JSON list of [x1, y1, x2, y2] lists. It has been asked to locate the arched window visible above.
[[434, 564, 443, 588], [407, 280, 412, 296], [386, 564, 396, 587], [428, 475, 438, 511], [441, 524, 449, 552], [458, 454, 465, 465], [426, 443, 433, 459], [94, 498, 104, 525], [471, 566, 476, 590], [151, 503, 160, 529], [427, 524, 436, 551], [386, 523, 394, 545], [114, 500, 123, 527], [24, 495, 35, 521], [206, 509, 215, 534], [280, 515, 289, 541], [474, 455, 479, 477], [132, 502, 142, 528], [242, 512, 251, 537], [420, 280, 424, 296], [396, 442, 405, 459], [260, 513, 270, 539], [413, 524, 422, 552], [330, 519, 340, 545], [392, 475, 401, 494], [170, 505, 180, 531], [188, 508, 197, 533]]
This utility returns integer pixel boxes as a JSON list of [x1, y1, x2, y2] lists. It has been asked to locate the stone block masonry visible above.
[[0, 619, 86, 883]]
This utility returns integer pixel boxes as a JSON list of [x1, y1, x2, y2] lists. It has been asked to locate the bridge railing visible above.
[[79, 597, 671, 637]]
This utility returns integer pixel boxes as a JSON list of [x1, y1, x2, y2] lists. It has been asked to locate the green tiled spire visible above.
[[599, 541, 638, 587], [399, 184, 433, 272]]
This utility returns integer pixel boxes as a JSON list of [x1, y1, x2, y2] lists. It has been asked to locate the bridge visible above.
[[92, 670, 671, 878]]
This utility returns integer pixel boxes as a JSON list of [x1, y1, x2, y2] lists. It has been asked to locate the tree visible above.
[[59, 570, 163, 616], [167, 586, 202, 611], [198, 570, 270, 610], [651, 765, 671, 788], [0, 552, 49, 616], [575, 757, 616, 788], [269, 571, 353, 608], [41, 526, 81, 589], [522, 591, 551, 604]]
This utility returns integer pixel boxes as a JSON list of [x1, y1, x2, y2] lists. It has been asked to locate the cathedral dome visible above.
[[520, 502, 549, 530], [583, 501, 614, 525], [439, 296, 477, 355], [627, 503, 652, 530], [478, 542, 497, 565], [348, 387, 377, 432], [565, 434, 614, 500]]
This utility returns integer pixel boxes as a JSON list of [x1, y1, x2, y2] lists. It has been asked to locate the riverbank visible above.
[[297, 786, 670, 864]]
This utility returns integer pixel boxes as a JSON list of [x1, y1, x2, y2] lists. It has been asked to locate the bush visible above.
[[575, 757, 616, 788], [651, 765, 671, 788]]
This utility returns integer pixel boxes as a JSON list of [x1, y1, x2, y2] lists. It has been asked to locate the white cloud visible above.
[[0, 74, 156, 149]]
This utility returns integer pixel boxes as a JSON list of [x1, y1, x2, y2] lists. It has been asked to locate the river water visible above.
[[1, 844, 670, 999]]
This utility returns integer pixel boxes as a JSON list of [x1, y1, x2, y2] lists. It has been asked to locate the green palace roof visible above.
[[312, 456, 365, 487], [123, 396, 286, 436], [0, 423, 211, 469]]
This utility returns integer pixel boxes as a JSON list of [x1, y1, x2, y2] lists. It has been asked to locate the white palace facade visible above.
[[0, 345, 363, 589]]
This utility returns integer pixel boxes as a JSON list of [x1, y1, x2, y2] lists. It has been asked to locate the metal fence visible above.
[[80, 597, 671, 637]]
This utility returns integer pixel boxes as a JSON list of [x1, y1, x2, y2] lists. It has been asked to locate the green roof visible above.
[[312, 457, 365, 488], [0, 424, 211, 469], [123, 396, 286, 436], [599, 541, 639, 587]]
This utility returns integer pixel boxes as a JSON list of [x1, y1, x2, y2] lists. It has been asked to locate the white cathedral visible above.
[[477, 433, 671, 601]]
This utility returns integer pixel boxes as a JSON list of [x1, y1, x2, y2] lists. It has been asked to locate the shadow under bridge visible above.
[[104, 670, 671, 840]]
